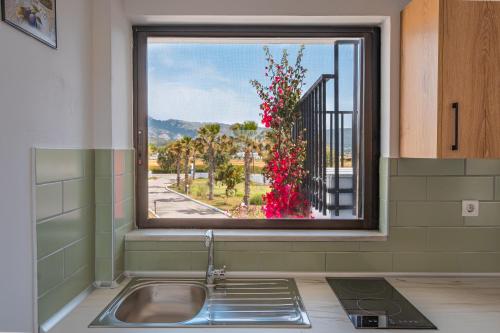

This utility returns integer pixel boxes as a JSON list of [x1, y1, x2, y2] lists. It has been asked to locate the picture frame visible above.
[[1, 0, 57, 49]]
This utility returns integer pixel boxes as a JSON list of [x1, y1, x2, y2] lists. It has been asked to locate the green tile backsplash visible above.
[[125, 158, 500, 274], [33, 153, 499, 325], [34, 148, 135, 327], [94, 149, 135, 284], [34, 149, 95, 325]]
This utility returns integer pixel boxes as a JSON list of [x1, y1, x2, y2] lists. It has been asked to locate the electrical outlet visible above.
[[462, 200, 479, 217]]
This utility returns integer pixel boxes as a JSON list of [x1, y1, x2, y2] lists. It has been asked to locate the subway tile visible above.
[[115, 224, 132, 257], [36, 149, 84, 184], [114, 197, 134, 229], [114, 150, 125, 176], [191, 251, 208, 270], [291, 242, 359, 252], [376, 200, 393, 234], [83, 150, 94, 179], [124, 149, 135, 174], [389, 159, 398, 176], [125, 241, 206, 251], [95, 177, 112, 204], [37, 208, 92, 258], [114, 255, 124, 279], [326, 252, 393, 272], [428, 177, 494, 200], [95, 258, 113, 282], [396, 201, 462, 226], [215, 251, 261, 271], [380, 175, 389, 202], [389, 177, 427, 200], [218, 242, 292, 252], [427, 228, 499, 252], [466, 159, 500, 175], [95, 150, 112, 177], [37, 265, 92, 324], [95, 233, 112, 258], [393, 253, 460, 272], [496, 177, 500, 200], [36, 182, 63, 221], [359, 227, 427, 252], [37, 251, 64, 296], [398, 159, 465, 176], [64, 237, 91, 278], [63, 178, 90, 212], [378, 200, 395, 233], [459, 253, 500, 272], [379, 158, 389, 178], [126, 251, 192, 271], [260, 252, 325, 272], [114, 173, 134, 202], [95, 204, 112, 232], [465, 202, 500, 226]]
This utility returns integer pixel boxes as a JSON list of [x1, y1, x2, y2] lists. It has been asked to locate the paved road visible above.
[[148, 174, 227, 218]]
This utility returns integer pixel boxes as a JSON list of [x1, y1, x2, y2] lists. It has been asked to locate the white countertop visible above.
[[49, 276, 500, 333]]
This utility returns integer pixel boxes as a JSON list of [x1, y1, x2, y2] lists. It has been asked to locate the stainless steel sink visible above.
[[90, 278, 311, 328], [115, 283, 206, 323]]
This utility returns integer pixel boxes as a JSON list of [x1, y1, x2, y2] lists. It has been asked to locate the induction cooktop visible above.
[[326, 278, 437, 329]]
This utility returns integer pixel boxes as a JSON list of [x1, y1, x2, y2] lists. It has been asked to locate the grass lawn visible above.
[[168, 178, 269, 218]]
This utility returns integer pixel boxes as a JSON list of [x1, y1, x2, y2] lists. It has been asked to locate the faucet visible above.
[[205, 229, 226, 285]]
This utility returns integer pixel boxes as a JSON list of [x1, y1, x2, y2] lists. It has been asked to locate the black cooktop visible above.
[[326, 278, 437, 329]]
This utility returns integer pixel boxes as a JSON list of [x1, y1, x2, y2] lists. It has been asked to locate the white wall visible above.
[[92, 0, 133, 149], [111, 0, 133, 149], [124, 0, 411, 157], [0, 0, 93, 331]]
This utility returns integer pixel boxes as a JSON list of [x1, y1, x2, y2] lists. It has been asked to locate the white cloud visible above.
[[148, 79, 262, 125]]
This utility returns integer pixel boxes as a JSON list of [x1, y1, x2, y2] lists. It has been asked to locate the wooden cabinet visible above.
[[400, 0, 500, 158]]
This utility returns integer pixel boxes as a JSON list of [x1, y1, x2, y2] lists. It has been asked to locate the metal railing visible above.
[[295, 41, 361, 217]]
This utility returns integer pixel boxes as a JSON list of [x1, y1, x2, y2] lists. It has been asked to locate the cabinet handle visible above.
[[451, 102, 459, 151]]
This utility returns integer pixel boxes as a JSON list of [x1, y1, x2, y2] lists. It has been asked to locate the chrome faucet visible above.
[[204, 229, 226, 285]]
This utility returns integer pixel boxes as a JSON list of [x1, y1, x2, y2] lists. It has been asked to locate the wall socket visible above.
[[462, 200, 479, 217]]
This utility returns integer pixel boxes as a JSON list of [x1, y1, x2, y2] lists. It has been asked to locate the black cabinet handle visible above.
[[451, 102, 459, 151]]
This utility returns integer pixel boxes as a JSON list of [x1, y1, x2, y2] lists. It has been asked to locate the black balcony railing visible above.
[[294, 41, 361, 217]]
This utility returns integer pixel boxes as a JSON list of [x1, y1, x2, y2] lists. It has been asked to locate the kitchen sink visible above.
[[89, 277, 311, 328], [115, 282, 206, 323]]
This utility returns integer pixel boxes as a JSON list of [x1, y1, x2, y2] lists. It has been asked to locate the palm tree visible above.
[[167, 140, 183, 188], [179, 136, 193, 193], [197, 124, 234, 200], [231, 121, 263, 206], [191, 137, 204, 181]]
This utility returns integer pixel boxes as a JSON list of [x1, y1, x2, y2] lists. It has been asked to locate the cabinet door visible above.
[[441, 0, 489, 158], [483, 2, 500, 158]]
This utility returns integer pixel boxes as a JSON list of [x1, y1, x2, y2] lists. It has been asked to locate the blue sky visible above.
[[148, 42, 355, 126]]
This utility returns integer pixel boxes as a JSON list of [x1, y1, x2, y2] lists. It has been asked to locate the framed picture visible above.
[[1, 0, 57, 48]]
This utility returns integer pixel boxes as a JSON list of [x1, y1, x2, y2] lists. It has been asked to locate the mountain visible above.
[[148, 117, 353, 152], [148, 117, 268, 145]]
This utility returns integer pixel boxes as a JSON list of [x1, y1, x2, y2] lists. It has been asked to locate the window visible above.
[[134, 26, 380, 229]]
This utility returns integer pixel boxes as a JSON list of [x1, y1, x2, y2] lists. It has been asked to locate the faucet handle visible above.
[[215, 265, 226, 280]]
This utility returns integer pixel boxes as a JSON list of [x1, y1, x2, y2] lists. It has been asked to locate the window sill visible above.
[[125, 228, 387, 242]]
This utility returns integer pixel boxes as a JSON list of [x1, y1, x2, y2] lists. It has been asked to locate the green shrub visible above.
[[249, 194, 263, 205], [193, 184, 208, 198]]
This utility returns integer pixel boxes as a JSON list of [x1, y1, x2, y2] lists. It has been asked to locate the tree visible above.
[[250, 45, 310, 218], [215, 163, 244, 197], [157, 145, 175, 173], [197, 124, 234, 200], [231, 121, 263, 206], [191, 137, 204, 181], [167, 140, 183, 188], [179, 136, 194, 193]]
